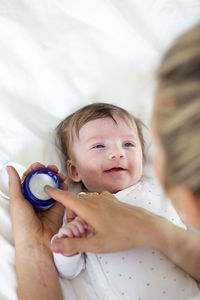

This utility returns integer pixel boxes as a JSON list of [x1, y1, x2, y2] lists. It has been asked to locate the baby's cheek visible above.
[[129, 158, 143, 183]]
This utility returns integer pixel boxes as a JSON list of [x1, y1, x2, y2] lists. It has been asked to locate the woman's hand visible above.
[[46, 187, 200, 281], [45, 187, 164, 254], [8, 162, 66, 300], [8, 162, 66, 249]]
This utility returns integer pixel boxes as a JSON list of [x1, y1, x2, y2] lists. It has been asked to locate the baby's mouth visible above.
[[104, 167, 126, 173]]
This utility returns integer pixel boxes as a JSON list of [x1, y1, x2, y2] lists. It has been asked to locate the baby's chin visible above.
[[88, 182, 136, 194], [108, 184, 133, 194]]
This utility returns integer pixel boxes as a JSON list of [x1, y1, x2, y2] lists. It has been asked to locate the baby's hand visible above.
[[57, 216, 91, 256], [58, 216, 89, 239]]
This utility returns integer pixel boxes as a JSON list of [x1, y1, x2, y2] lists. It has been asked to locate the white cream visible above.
[[29, 174, 57, 200]]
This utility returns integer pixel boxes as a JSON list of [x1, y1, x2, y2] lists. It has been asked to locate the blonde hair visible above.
[[156, 23, 200, 195], [56, 102, 145, 162]]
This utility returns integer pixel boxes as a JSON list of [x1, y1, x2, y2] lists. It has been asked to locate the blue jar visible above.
[[22, 168, 61, 210]]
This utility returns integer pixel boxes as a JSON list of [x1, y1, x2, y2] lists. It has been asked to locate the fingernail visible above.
[[44, 185, 53, 192], [6, 166, 12, 175], [44, 185, 52, 189], [52, 241, 63, 253]]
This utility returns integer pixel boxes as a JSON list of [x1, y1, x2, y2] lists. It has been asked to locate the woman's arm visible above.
[[8, 164, 66, 300], [15, 239, 63, 300], [157, 218, 200, 281], [46, 187, 200, 281]]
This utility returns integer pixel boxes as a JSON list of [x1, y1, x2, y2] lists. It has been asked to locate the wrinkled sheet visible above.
[[0, 1, 199, 299]]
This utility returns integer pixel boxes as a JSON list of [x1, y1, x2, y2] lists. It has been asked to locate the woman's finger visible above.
[[57, 173, 67, 182], [44, 186, 88, 216], [51, 234, 101, 254], [7, 166, 35, 228], [61, 182, 68, 191], [46, 166, 67, 182], [7, 166, 24, 199], [47, 164, 59, 173], [21, 162, 45, 182], [67, 209, 77, 222]]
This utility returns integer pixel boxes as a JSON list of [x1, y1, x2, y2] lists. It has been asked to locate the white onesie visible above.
[[53, 177, 200, 300]]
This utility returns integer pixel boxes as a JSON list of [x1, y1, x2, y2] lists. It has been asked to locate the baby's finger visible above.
[[75, 216, 88, 229], [68, 223, 82, 237], [73, 226, 82, 237], [58, 227, 73, 238], [72, 220, 85, 235]]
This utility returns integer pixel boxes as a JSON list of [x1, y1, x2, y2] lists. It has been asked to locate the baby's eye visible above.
[[93, 144, 105, 149], [123, 142, 135, 147]]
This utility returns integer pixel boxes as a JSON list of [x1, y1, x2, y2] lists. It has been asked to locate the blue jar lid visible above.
[[22, 168, 61, 208]]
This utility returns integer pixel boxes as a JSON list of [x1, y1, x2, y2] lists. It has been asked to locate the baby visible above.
[[53, 103, 199, 300]]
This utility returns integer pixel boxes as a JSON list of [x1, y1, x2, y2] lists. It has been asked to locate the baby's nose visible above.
[[108, 149, 125, 160]]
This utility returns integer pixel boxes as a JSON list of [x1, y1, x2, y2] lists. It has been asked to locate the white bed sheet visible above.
[[0, 1, 199, 299]]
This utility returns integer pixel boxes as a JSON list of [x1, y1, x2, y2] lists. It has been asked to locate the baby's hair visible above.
[[56, 102, 145, 162], [156, 23, 200, 195]]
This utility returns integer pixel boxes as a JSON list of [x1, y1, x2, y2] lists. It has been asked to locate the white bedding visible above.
[[0, 1, 199, 299]]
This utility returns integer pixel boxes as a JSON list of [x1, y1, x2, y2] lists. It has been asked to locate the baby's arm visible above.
[[52, 216, 90, 279]]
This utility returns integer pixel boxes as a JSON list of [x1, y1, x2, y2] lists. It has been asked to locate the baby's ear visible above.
[[67, 160, 81, 182]]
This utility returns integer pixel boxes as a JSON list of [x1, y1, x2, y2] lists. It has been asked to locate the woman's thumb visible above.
[[51, 235, 98, 254], [7, 166, 22, 199]]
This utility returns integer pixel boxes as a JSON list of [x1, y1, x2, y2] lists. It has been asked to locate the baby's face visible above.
[[67, 116, 143, 193]]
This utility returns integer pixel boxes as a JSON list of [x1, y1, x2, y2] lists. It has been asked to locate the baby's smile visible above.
[[104, 167, 126, 173]]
